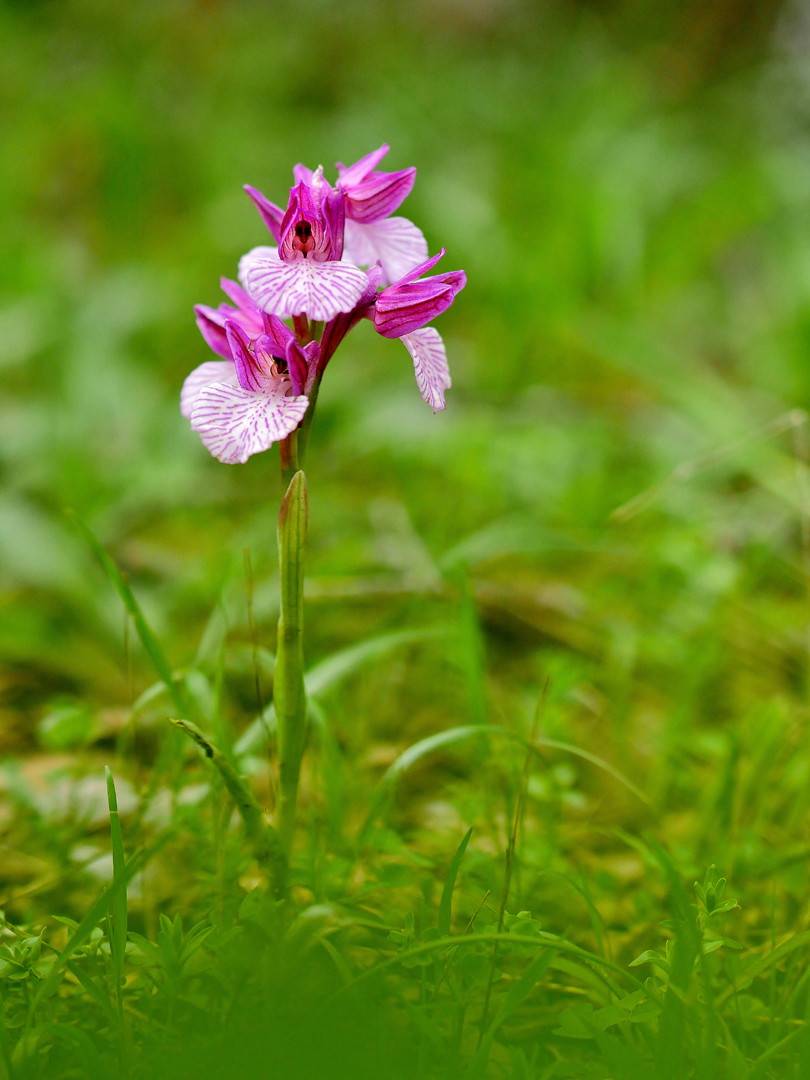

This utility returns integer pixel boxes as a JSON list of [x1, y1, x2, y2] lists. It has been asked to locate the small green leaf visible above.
[[553, 1004, 595, 1039], [593, 1005, 629, 1030], [66, 510, 187, 718], [618, 990, 646, 1010], [629, 998, 661, 1023], [629, 949, 669, 970]]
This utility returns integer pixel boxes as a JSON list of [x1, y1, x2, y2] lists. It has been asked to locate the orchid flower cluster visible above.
[[181, 145, 466, 465]]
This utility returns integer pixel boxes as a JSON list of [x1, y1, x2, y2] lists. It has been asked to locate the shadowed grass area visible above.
[[3, 0, 810, 1075]]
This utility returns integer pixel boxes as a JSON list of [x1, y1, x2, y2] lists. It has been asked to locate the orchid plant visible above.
[[181, 145, 465, 876]]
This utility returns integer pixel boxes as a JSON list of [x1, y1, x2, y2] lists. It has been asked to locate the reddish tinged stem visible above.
[[292, 314, 310, 344], [279, 430, 299, 487]]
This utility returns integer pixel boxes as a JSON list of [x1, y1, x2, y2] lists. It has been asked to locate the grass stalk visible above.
[[477, 683, 547, 1044], [105, 768, 128, 1059]]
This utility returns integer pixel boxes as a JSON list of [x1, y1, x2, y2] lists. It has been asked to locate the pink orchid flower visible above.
[[242, 146, 428, 294], [239, 167, 368, 322], [183, 281, 318, 463], [370, 250, 466, 412], [183, 150, 466, 463]]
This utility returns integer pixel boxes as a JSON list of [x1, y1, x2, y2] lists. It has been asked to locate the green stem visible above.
[[279, 430, 299, 489], [273, 470, 308, 858], [296, 373, 322, 467]]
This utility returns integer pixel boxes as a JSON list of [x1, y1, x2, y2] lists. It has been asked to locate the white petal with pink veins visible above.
[[343, 217, 428, 286], [401, 328, 451, 412], [180, 360, 238, 419], [190, 382, 309, 464], [238, 246, 279, 291], [245, 257, 367, 321]]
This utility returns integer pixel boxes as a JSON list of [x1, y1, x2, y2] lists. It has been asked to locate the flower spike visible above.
[[184, 144, 467, 460]]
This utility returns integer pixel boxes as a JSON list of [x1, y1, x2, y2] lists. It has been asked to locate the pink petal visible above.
[[190, 381, 309, 464], [238, 246, 279, 291], [400, 328, 451, 412], [219, 276, 262, 316], [336, 144, 390, 187], [343, 217, 428, 286], [194, 306, 232, 359], [259, 312, 296, 354], [393, 249, 446, 286], [180, 360, 238, 419], [245, 256, 368, 321], [293, 163, 314, 186]]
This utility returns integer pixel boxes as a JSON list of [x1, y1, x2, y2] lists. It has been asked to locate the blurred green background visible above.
[[3, 0, 810, 962]]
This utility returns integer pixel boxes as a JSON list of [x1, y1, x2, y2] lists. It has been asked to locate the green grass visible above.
[[2, 0, 810, 1075]]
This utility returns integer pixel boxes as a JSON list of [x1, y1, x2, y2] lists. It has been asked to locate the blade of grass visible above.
[[335, 931, 645, 997], [536, 739, 652, 810], [171, 718, 285, 894], [431, 889, 490, 1003], [465, 948, 557, 1080], [305, 627, 447, 698], [439, 828, 473, 937], [66, 509, 187, 718], [478, 683, 546, 1046], [105, 768, 127, 1037], [715, 932, 810, 1005], [360, 721, 651, 839], [36, 848, 148, 1004]]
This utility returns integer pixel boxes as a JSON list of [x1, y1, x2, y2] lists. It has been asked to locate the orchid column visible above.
[[181, 146, 465, 869]]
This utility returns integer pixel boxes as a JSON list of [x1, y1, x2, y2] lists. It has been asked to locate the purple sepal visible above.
[[219, 276, 260, 314], [225, 321, 266, 392], [194, 305, 232, 360], [343, 168, 416, 223], [293, 163, 314, 186], [260, 311, 297, 354], [335, 145, 390, 187], [373, 250, 466, 339], [392, 250, 446, 285], [336, 145, 415, 223], [244, 186, 285, 243], [195, 274, 265, 359]]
